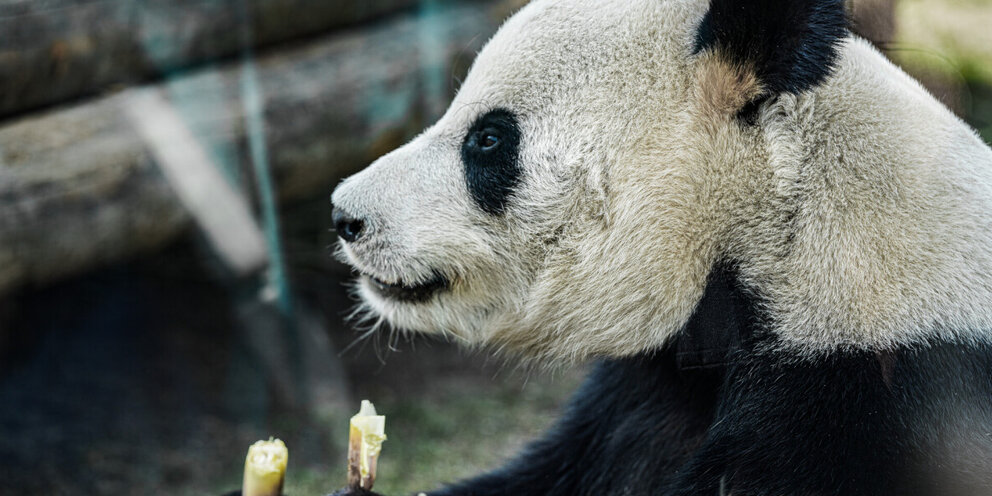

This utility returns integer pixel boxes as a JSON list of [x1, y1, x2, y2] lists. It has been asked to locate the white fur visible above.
[[332, 0, 992, 361], [742, 38, 992, 352]]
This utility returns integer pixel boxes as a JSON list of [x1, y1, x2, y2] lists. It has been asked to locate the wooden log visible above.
[[0, 0, 427, 118], [0, 0, 905, 121], [0, 0, 518, 296]]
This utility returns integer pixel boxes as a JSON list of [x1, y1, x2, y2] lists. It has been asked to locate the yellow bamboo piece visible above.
[[242, 438, 289, 496], [347, 400, 387, 490]]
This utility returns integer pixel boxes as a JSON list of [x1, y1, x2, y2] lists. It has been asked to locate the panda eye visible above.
[[480, 133, 500, 151], [460, 108, 521, 215]]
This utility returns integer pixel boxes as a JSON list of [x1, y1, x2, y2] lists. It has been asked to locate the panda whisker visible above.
[[386, 325, 403, 353], [338, 317, 379, 356]]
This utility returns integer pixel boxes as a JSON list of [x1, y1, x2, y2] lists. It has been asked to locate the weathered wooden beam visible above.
[[127, 89, 270, 276], [0, 0, 428, 118], [0, 0, 518, 296]]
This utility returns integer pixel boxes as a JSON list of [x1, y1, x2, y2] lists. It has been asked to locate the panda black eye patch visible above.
[[461, 108, 521, 215]]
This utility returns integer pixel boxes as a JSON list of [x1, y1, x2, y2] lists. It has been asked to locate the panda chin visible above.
[[363, 272, 449, 303]]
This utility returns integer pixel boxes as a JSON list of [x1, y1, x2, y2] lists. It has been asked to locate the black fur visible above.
[[461, 108, 522, 215], [694, 0, 848, 96], [675, 264, 748, 371], [415, 267, 992, 496], [670, 340, 992, 496], [426, 347, 723, 496]]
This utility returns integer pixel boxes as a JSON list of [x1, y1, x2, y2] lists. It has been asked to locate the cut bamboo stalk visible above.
[[348, 400, 386, 491], [243, 438, 289, 496]]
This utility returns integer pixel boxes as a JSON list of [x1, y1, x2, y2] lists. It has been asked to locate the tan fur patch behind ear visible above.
[[695, 53, 764, 119]]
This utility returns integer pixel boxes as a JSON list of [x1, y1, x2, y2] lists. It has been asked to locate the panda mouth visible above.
[[365, 272, 449, 303]]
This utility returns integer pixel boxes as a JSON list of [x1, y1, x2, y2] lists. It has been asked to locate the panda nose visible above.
[[333, 207, 365, 243]]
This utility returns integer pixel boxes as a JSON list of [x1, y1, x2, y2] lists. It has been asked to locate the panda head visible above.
[[332, 0, 992, 360]]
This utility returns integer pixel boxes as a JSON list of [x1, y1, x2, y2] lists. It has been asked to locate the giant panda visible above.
[[329, 0, 992, 494]]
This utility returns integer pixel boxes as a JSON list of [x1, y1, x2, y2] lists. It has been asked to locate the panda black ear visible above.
[[694, 0, 848, 97]]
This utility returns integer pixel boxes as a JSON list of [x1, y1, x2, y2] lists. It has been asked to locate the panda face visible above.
[[332, 0, 713, 359]]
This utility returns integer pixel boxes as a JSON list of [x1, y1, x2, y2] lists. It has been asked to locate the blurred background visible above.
[[0, 0, 989, 495]]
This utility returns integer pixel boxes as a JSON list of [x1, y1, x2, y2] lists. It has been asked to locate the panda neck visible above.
[[724, 37, 992, 353]]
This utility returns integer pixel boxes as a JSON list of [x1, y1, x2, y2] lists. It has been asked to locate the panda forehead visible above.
[[449, 0, 699, 119]]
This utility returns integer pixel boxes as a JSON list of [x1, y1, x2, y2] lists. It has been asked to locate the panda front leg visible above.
[[414, 348, 721, 496]]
